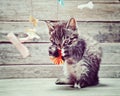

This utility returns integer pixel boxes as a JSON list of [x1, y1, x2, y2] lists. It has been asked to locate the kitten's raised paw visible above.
[[61, 46, 70, 59], [55, 78, 73, 85], [49, 45, 59, 57]]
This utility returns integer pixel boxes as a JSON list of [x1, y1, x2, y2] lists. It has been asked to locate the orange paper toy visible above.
[[50, 49, 64, 65]]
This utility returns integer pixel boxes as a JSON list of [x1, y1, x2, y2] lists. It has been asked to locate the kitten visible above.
[[46, 18, 102, 88]]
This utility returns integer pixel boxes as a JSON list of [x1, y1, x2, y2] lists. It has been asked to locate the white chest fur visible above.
[[63, 62, 82, 80]]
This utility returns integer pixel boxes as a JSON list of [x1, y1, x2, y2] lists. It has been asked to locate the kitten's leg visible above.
[[56, 63, 75, 85], [77, 65, 99, 88], [72, 71, 89, 88], [48, 45, 73, 85], [56, 77, 73, 85]]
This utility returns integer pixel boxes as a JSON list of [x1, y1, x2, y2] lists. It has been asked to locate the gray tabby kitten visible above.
[[46, 18, 102, 88]]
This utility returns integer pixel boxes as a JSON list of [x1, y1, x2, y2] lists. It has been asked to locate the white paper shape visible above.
[[26, 28, 40, 39], [78, 1, 94, 9], [7, 32, 30, 58]]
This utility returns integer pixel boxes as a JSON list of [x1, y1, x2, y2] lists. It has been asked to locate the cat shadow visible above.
[[97, 83, 108, 87], [55, 85, 78, 90], [54, 83, 109, 91]]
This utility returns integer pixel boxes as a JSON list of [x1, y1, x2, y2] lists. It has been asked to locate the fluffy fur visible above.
[[46, 18, 102, 88]]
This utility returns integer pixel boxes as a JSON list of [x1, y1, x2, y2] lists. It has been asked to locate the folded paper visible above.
[[78, 1, 94, 9], [7, 32, 30, 58]]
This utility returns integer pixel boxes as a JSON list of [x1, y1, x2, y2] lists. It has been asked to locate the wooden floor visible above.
[[0, 78, 120, 96]]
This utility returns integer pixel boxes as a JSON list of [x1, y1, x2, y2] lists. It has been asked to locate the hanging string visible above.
[[58, 0, 64, 7], [30, 0, 33, 16]]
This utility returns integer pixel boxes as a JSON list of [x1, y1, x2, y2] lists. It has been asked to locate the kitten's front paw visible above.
[[62, 46, 71, 59], [74, 83, 81, 89], [56, 78, 73, 85], [49, 45, 59, 57]]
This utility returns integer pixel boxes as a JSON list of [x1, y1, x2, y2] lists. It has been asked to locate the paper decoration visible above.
[[58, 0, 64, 6], [26, 28, 40, 39], [78, 1, 94, 9], [7, 32, 30, 58], [29, 16, 38, 27], [7, 16, 40, 58], [27, 16, 40, 40]]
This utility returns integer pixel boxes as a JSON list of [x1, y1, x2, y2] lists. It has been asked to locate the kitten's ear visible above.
[[66, 18, 77, 31], [45, 21, 54, 34]]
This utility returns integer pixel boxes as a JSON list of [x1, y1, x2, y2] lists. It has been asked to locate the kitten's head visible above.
[[46, 18, 78, 49]]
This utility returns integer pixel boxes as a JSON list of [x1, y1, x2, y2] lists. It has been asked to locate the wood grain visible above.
[[0, 21, 50, 42], [0, 0, 31, 20], [32, 0, 58, 20], [0, 21, 120, 42], [0, 0, 120, 21], [0, 43, 120, 65], [62, 0, 120, 2], [0, 65, 120, 79], [0, 78, 120, 96], [0, 0, 120, 79], [0, 0, 58, 21], [58, 1, 120, 21]]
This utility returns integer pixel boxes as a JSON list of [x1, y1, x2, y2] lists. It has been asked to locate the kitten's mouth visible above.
[[57, 44, 62, 49]]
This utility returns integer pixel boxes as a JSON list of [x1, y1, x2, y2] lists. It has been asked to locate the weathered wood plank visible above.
[[0, 0, 58, 21], [61, 0, 120, 2], [0, 43, 120, 65], [0, 0, 31, 20], [0, 21, 120, 42], [0, 21, 49, 42], [0, 65, 120, 79], [32, 0, 58, 20], [0, 78, 120, 96], [77, 22, 120, 42], [58, 1, 120, 21], [0, 0, 120, 21], [0, 43, 51, 65], [0, 79, 120, 96]]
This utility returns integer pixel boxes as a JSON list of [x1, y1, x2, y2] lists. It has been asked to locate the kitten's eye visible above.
[[65, 40, 68, 44]]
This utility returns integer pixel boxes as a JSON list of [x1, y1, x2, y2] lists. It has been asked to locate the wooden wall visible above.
[[0, 0, 120, 79]]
